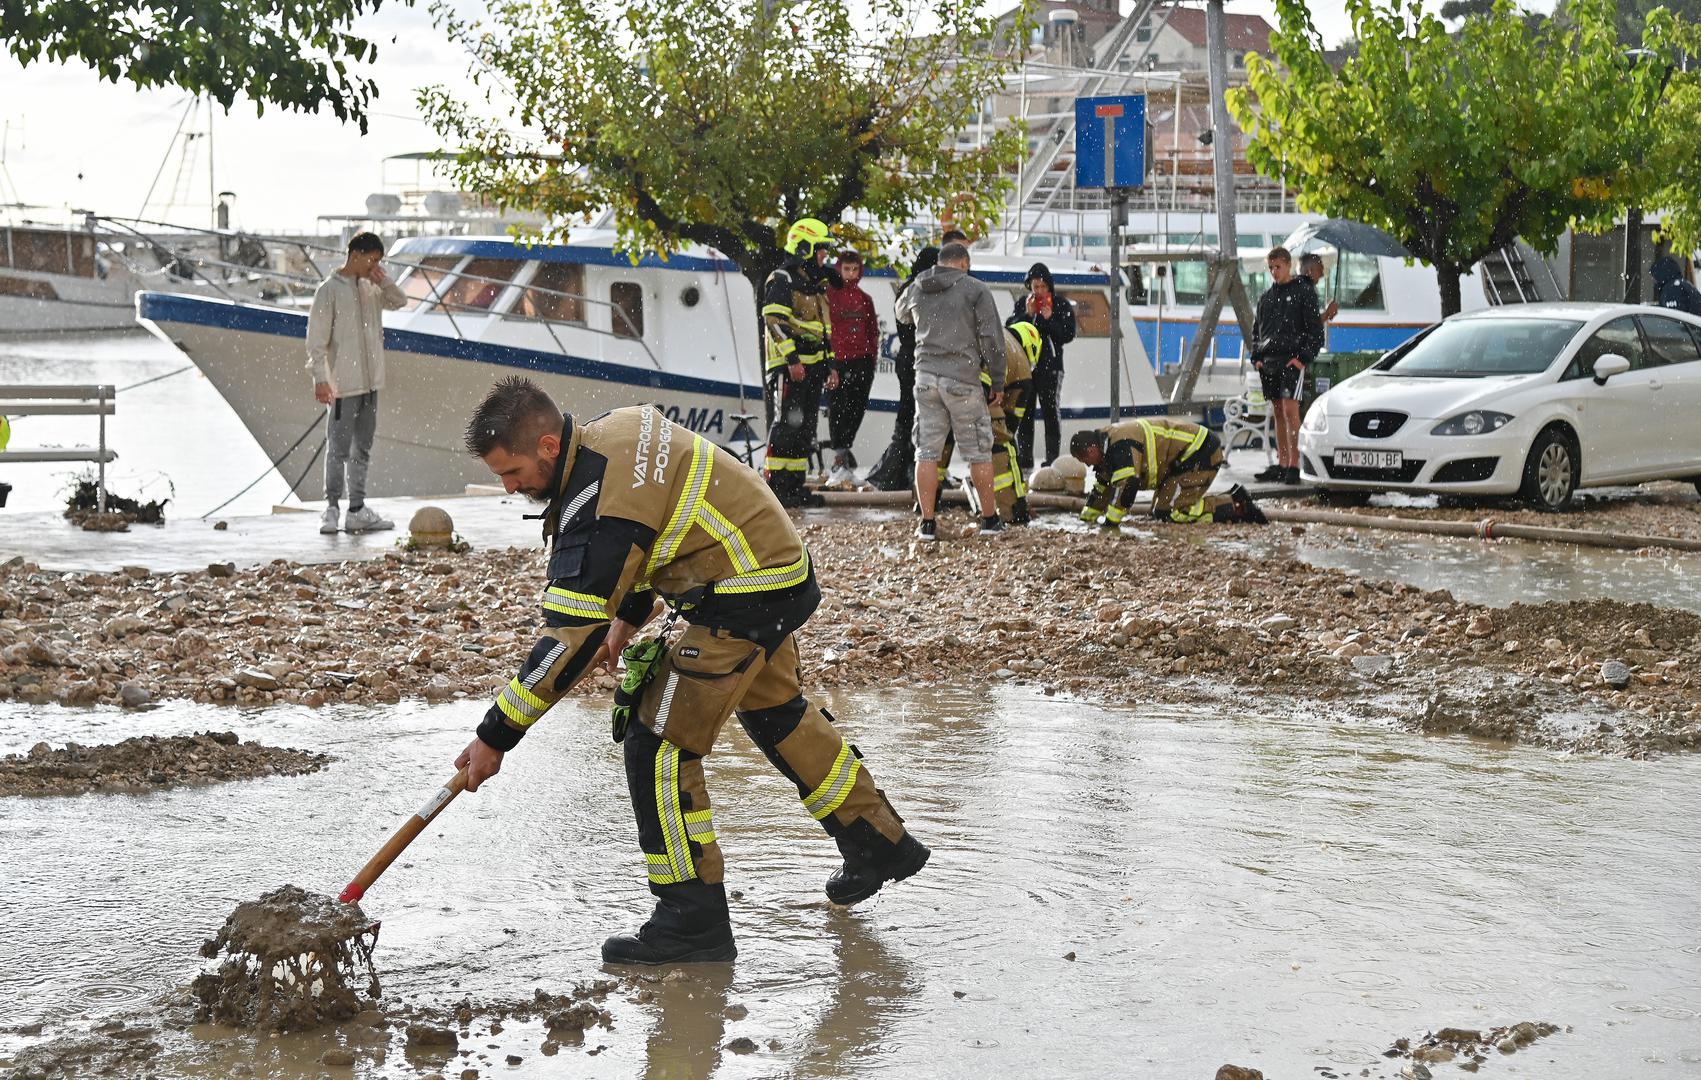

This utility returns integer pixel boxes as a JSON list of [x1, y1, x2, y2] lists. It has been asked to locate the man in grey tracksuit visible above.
[[894, 241, 1007, 540], [306, 231, 406, 534]]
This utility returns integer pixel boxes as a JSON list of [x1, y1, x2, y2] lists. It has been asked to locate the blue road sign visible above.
[[1075, 94, 1146, 190]]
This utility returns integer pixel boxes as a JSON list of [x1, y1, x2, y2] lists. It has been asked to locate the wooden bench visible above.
[[0, 385, 117, 512]]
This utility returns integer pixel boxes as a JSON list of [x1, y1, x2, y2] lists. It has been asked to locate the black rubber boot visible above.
[[602, 881, 737, 966], [1228, 484, 1268, 525], [1011, 498, 1032, 526], [826, 825, 931, 907], [1253, 463, 1284, 482]]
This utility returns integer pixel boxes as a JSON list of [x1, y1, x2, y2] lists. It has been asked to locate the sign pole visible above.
[[1109, 189, 1127, 423]]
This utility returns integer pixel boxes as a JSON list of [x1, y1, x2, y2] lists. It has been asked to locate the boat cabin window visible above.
[[611, 281, 645, 339], [512, 261, 585, 324], [2, 228, 97, 277], [399, 256, 462, 311], [1171, 260, 1208, 305], [439, 258, 520, 310], [1332, 250, 1385, 311], [1062, 290, 1111, 337]]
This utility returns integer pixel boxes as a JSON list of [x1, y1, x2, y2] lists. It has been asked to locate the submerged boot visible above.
[[826, 823, 931, 907], [602, 881, 737, 966]]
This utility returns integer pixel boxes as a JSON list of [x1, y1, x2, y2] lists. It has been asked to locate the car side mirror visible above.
[[1592, 353, 1631, 385]]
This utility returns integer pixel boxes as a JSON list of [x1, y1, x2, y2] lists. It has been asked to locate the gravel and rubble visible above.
[[2, 518, 1699, 756], [0, 731, 329, 796]]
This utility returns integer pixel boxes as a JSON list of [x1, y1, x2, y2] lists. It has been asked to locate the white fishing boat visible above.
[[136, 229, 1164, 500]]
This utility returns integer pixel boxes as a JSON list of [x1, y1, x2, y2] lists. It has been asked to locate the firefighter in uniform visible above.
[[762, 218, 837, 508], [1070, 418, 1268, 526], [457, 378, 929, 966], [937, 320, 1040, 524]]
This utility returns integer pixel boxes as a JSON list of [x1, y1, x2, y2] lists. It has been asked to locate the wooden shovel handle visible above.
[[338, 767, 468, 903]]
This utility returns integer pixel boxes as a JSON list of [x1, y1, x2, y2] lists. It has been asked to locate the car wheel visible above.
[[1318, 489, 1371, 508], [1520, 428, 1576, 512]]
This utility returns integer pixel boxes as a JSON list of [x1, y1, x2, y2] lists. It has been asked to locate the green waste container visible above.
[[1304, 351, 1384, 415]]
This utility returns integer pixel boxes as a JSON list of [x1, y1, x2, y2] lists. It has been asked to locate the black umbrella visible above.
[[1281, 219, 1411, 259]]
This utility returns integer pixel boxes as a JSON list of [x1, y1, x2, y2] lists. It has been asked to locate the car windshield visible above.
[[1382, 317, 1582, 377]]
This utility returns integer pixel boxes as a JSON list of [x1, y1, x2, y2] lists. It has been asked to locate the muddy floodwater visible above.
[[1291, 529, 1701, 616], [4, 688, 1701, 1078]]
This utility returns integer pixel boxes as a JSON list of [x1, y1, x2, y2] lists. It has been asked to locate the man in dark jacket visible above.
[[1651, 255, 1701, 316], [1249, 246, 1324, 485], [1010, 262, 1076, 470], [865, 247, 938, 491]]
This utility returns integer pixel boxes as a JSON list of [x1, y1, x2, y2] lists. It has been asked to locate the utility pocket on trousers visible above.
[[639, 628, 763, 756]]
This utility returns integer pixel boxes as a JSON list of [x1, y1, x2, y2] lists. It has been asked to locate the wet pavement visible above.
[[4, 688, 1701, 1077]]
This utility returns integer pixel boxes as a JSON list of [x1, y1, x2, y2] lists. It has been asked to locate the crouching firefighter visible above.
[[457, 378, 930, 966], [937, 320, 1040, 524], [1070, 418, 1268, 526], [761, 218, 838, 508]]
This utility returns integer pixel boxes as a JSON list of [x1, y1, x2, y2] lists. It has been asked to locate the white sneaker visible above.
[[319, 506, 341, 534], [343, 506, 394, 533]]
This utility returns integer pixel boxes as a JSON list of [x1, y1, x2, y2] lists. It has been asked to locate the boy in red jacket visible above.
[[824, 249, 879, 485]]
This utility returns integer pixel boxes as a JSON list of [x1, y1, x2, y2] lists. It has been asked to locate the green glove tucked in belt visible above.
[[611, 637, 668, 743]]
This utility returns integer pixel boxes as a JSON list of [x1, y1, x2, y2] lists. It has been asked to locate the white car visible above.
[[1299, 302, 1701, 510]]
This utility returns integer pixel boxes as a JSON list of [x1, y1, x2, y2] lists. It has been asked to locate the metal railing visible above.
[[0, 385, 117, 512]]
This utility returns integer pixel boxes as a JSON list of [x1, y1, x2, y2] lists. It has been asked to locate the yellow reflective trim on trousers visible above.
[[645, 852, 682, 885], [697, 502, 760, 573], [716, 550, 810, 595], [766, 456, 808, 471], [542, 586, 608, 620], [685, 808, 716, 845], [642, 433, 711, 588], [1004, 442, 1028, 497], [654, 743, 696, 884], [1105, 505, 1127, 523], [803, 740, 860, 820]]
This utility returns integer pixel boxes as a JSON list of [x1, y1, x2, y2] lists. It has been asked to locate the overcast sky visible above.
[[0, 1, 1469, 234]]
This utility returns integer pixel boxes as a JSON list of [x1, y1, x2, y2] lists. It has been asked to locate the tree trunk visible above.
[[1437, 263, 1463, 318]]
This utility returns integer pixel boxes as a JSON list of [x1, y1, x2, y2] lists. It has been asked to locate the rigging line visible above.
[[140, 97, 197, 219], [116, 365, 194, 394], [281, 436, 327, 504], [198, 415, 323, 520]]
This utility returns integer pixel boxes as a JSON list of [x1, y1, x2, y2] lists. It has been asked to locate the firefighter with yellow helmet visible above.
[[1070, 418, 1268, 526], [761, 218, 837, 508], [458, 378, 930, 966]]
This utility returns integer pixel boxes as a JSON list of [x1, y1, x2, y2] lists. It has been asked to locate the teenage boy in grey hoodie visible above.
[[894, 242, 1007, 539]]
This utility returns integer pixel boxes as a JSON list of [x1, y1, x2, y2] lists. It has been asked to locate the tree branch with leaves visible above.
[[1, 0, 401, 131], [418, 0, 1025, 295], [1230, 0, 1669, 316]]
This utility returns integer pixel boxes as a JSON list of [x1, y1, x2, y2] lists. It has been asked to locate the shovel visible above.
[[338, 767, 468, 903]]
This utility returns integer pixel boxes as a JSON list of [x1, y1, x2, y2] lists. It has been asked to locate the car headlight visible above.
[[1431, 410, 1513, 436], [1301, 406, 1328, 434]]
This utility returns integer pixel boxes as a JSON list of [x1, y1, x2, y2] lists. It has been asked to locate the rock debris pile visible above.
[[1, 519, 1699, 755], [0, 731, 328, 797]]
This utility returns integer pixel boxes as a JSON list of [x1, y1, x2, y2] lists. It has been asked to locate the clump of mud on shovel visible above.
[[193, 885, 380, 1031]]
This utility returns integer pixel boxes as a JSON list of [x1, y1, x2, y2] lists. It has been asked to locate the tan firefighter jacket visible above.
[[762, 259, 834, 371], [1082, 418, 1213, 524], [475, 405, 817, 752]]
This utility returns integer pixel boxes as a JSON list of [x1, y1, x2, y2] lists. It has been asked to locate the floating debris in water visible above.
[[193, 885, 380, 1031]]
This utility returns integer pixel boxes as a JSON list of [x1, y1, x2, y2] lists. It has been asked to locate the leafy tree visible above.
[[418, 0, 1023, 296], [1555, 0, 1701, 44], [1231, 0, 1669, 315], [0, 0, 397, 131]]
